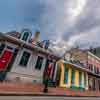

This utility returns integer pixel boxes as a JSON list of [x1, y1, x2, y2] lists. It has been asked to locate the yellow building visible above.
[[56, 60, 88, 90]]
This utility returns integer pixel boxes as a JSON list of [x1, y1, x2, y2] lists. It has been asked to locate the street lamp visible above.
[[43, 63, 52, 93]]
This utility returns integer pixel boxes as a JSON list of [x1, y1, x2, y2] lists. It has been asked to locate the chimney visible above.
[[32, 31, 40, 44]]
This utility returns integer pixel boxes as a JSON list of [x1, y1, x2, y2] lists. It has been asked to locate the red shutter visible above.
[[0, 49, 12, 71]]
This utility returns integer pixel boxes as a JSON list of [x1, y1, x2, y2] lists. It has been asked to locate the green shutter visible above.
[[64, 65, 68, 84], [71, 69, 75, 85], [79, 72, 82, 87], [84, 72, 86, 88]]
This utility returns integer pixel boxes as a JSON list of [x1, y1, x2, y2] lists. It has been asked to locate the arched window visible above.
[[20, 29, 32, 42], [21, 32, 29, 41]]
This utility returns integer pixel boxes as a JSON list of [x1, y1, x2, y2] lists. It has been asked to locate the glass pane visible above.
[[19, 51, 30, 66], [35, 56, 43, 70]]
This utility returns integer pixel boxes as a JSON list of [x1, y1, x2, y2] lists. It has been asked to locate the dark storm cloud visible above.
[[73, 0, 100, 33], [62, 0, 100, 49]]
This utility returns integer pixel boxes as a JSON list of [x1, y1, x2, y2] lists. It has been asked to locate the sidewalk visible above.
[[0, 82, 100, 97], [0, 91, 100, 97]]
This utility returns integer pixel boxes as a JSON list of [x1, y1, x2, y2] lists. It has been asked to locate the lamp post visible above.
[[43, 63, 52, 93], [43, 75, 49, 93]]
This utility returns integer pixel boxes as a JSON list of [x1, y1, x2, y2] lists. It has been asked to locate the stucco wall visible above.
[[5, 42, 47, 84], [58, 61, 88, 90]]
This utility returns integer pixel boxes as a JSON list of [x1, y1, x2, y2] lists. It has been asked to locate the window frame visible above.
[[71, 69, 75, 85], [19, 51, 30, 67], [64, 64, 69, 84], [35, 56, 44, 70], [21, 32, 29, 41]]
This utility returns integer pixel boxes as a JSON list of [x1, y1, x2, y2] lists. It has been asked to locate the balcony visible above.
[[88, 64, 100, 75]]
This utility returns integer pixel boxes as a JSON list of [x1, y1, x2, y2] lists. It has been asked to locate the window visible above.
[[95, 67, 97, 74], [93, 79, 96, 91], [92, 65, 95, 72], [0, 43, 5, 55], [35, 56, 44, 70], [64, 65, 68, 84], [84, 72, 86, 88], [7, 46, 13, 50], [88, 64, 91, 70], [97, 67, 99, 74], [19, 51, 30, 67], [99, 68, 100, 74], [71, 69, 75, 84], [79, 72, 82, 87], [89, 77, 92, 89], [21, 32, 29, 41], [99, 80, 100, 91], [94, 67, 97, 73]]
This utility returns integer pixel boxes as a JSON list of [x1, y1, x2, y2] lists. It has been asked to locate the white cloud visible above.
[[0, 0, 100, 56]]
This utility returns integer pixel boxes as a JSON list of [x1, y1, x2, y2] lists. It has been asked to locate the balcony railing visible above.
[[68, 60, 100, 76]]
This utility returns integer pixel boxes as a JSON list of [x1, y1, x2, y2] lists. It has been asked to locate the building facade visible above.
[[56, 60, 88, 90], [0, 30, 59, 84], [0, 30, 100, 92], [63, 48, 100, 91]]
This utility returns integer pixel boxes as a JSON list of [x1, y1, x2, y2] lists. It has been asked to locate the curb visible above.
[[0, 92, 100, 97]]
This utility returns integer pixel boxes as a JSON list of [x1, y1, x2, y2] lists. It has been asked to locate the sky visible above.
[[0, 0, 100, 56]]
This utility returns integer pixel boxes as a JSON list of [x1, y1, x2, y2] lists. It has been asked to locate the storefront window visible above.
[[94, 79, 96, 91], [99, 80, 100, 91], [89, 77, 92, 90]]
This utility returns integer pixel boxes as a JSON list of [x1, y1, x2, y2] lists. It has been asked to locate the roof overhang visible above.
[[0, 32, 61, 61], [61, 60, 100, 78]]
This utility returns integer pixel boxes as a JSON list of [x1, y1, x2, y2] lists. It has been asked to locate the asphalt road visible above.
[[0, 96, 100, 100]]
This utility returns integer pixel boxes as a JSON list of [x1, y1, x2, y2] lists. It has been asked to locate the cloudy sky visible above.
[[0, 0, 100, 55]]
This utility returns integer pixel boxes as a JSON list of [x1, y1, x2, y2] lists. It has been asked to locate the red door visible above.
[[0, 49, 13, 71]]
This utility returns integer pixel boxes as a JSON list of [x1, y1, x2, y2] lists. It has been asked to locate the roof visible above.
[[64, 48, 87, 55], [6, 31, 21, 39], [0, 32, 61, 60], [88, 51, 100, 61]]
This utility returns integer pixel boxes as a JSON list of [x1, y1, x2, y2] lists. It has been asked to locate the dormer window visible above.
[[22, 32, 29, 41], [20, 29, 32, 42]]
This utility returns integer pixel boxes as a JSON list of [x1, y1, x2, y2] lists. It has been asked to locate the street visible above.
[[0, 96, 100, 100]]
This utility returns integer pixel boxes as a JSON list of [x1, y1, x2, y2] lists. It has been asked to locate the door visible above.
[[0, 49, 13, 71]]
